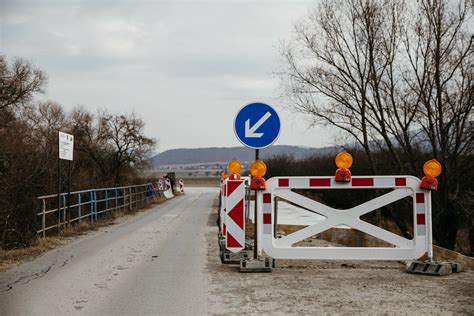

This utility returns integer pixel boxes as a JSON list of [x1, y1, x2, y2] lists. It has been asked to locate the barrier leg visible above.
[[239, 190, 272, 273], [257, 190, 263, 258], [427, 192, 434, 262]]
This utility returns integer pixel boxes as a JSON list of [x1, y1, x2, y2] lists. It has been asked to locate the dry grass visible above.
[[0, 237, 64, 271], [153, 196, 168, 204], [0, 220, 117, 271]]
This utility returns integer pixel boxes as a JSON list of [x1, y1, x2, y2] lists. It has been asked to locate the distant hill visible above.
[[151, 145, 341, 167]]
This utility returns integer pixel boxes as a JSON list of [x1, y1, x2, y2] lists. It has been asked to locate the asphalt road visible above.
[[2, 186, 473, 315], [0, 187, 217, 315]]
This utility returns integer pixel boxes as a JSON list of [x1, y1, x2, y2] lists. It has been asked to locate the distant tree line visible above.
[[278, 0, 472, 253], [0, 56, 156, 248]]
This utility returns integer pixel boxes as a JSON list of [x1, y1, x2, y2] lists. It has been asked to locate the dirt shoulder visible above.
[[0, 199, 165, 272], [205, 210, 474, 315]]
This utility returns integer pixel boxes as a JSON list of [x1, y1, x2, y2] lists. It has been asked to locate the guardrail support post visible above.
[[42, 199, 46, 238], [123, 188, 126, 211], [105, 190, 109, 216], [62, 195, 67, 228], [145, 184, 149, 205], [94, 190, 98, 221], [144, 185, 147, 205], [129, 187, 132, 211], [115, 189, 118, 214], [89, 191, 94, 223], [57, 196, 61, 231], [78, 193, 82, 224]]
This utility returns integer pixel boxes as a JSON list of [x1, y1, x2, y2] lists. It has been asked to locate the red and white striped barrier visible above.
[[260, 176, 433, 261], [163, 178, 174, 199], [225, 180, 245, 253], [178, 178, 184, 194], [158, 179, 164, 191]]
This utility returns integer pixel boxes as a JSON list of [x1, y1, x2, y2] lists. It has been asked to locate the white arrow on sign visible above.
[[245, 112, 272, 138]]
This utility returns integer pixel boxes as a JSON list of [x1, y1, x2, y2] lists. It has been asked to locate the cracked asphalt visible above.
[[0, 187, 216, 315]]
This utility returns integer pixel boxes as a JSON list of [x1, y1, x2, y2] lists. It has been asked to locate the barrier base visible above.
[[239, 257, 273, 273], [218, 236, 226, 251], [406, 260, 464, 276], [221, 251, 250, 264]]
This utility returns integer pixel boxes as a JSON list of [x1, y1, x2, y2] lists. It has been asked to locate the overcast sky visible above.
[[1, 0, 337, 152]]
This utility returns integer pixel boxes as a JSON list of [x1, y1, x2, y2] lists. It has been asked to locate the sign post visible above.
[[58, 132, 74, 230], [234, 102, 281, 260]]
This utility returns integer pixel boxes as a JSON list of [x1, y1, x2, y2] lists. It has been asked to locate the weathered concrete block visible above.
[[221, 251, 250, 264], [239, 257, 273, 273], [446, 261, 465, 273], [406, 261, 454, 276], [218, 236, 226, 251]]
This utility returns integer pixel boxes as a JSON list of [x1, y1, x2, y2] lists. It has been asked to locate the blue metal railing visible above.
[[37, 181, 168, 237]]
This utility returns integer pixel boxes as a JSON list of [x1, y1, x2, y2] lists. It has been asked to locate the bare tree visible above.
[[403, 0, 473, 249], [0, 56, 46, 111], [281, 0, 412, 174], [280, 0, 473, 249], [98, 112, 157, 185], [0, 102, 65, 246], [0, 56, 159, 248], [69, 107, 110, 182]]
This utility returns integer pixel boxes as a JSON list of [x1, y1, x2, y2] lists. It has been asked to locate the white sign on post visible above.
[[59, 131, 74, 161]]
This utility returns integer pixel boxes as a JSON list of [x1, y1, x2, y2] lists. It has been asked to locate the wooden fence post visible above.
[[129, 187, 132, 211], [78, 193, 82, 225], [42, 199, 46, 238]]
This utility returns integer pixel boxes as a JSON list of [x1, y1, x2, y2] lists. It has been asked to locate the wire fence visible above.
[[37, 181, 168, 237]]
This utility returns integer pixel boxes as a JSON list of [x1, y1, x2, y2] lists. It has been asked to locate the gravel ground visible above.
[[206, 211, 474, 315]]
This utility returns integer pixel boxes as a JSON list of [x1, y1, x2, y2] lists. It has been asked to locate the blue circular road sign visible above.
[[234, 102, 281, 149]]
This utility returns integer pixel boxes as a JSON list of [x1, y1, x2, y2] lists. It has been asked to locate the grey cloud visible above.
[[2, 0, 334, 151]]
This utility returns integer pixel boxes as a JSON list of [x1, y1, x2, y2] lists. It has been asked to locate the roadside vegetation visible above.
[[276, 0, 472, 254], [0, 56, 157, 249]]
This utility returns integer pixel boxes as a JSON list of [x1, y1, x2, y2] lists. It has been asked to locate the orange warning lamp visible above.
[[228, 159, 242, 173], [420, 159, 442, 190], [250, 159, 267, 190], [335, 151, 353, 182], [228, 159, 242, 180]]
